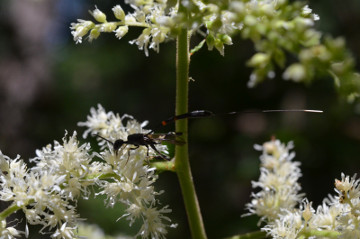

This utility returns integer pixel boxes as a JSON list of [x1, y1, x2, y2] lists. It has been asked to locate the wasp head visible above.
[[113, 139, 125, 154]]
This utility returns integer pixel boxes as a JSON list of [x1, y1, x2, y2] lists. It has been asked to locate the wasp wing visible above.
[[148, 132, 186, 145]]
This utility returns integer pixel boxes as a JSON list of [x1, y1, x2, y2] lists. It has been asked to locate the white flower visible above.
[[311, 196, 341, 230], [263, 211, 303, 239], [70, 20, 95, 44], [77, 104, 113, 138], [0, 219, 23, 239], [51, 222, 76, 239], [137, 206, 175, 239], [334, 173, 360, 199], [115, 26, 129, 39], [302, 5, 312, 15], [130, 28, 152, 56]]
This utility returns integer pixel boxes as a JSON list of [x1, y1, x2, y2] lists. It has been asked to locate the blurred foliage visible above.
[[0, 0, 359, 238]]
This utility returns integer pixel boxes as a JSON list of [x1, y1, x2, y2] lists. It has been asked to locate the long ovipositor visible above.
[[161, 109, 322, 126]]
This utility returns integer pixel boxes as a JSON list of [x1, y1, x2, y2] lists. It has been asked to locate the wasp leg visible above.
[[116, 144, 126, 156], [149, 144, 170, 161], [126, 145, 140, 164]]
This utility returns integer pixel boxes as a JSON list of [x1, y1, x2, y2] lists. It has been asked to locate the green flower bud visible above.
[[247, 53, 270, 68], [153, 30, 166, 44], [90, 7, 107, 23], [88, 28, 100, 42], [206, 34, 215, 51], [283, 63, 306, 82], [244, 15, 257, 26], [112, 5, 125, 21], [214, 39, 225, 56], [220, 34, 233, 45]]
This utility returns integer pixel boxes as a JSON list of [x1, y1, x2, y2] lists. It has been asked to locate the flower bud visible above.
[[220, 34, 233, 45], [302, 202, 313, 222], [90, 7, 107, 23], [247, 53, 270, 67], [112, 5, 125, 21], [206, 34, 215, 51], [88, 29, 100, 42], [283, 63, 306, 82], [214, 39, 225, 56], [152, 30, 166, 44]]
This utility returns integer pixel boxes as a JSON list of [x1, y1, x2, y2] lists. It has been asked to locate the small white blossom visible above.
[[51, 222, 76, 239], [334, 173, 360, 197], [302, 5, 313, 15], [130, 28, 152, 56], [302, 5, 320, 21], [0, 219, 23, 239], [115, 26, 129, 40], [70, 20, 94, 44]]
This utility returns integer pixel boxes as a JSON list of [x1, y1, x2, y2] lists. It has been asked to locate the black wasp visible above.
[[95, 109, 322, 161], [96, 131, 185, 161], [94, 110, 213, 161]]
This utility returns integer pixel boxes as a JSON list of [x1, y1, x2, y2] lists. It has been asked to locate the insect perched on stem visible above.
[[95, 131, 185, 161]]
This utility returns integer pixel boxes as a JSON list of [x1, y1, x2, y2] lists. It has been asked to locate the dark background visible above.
[[0, 0, 359, 238]]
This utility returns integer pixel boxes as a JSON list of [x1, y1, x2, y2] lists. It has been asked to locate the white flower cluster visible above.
[[0, 104, 175, 239], [247, 139, 360, 238], [70, 1, 322, 57], [78, 104, 176, 238], [0, 134, 86, 239], [70, 2, 174, 56]]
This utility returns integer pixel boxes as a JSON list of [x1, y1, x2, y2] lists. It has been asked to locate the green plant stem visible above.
[[225, 231, 267, 239], [300, 229, 341, 238], [174, 3, 207, 238], [150, 160, 175, 172], [0, 202, 25, 221]]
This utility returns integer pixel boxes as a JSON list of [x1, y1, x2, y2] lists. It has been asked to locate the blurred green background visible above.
[[0, 0, 359, 238]]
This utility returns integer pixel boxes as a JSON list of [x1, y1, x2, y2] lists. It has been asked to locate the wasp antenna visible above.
[[94, 133, 114, 145]]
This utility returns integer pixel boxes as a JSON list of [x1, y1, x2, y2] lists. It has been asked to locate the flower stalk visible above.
[[226, 230, 267, 239], [174, 3, 207, 238], [0, 203, 23, 221]]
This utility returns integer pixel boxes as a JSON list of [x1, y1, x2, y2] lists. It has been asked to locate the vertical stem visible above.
[[175, 3, 207, 238]]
